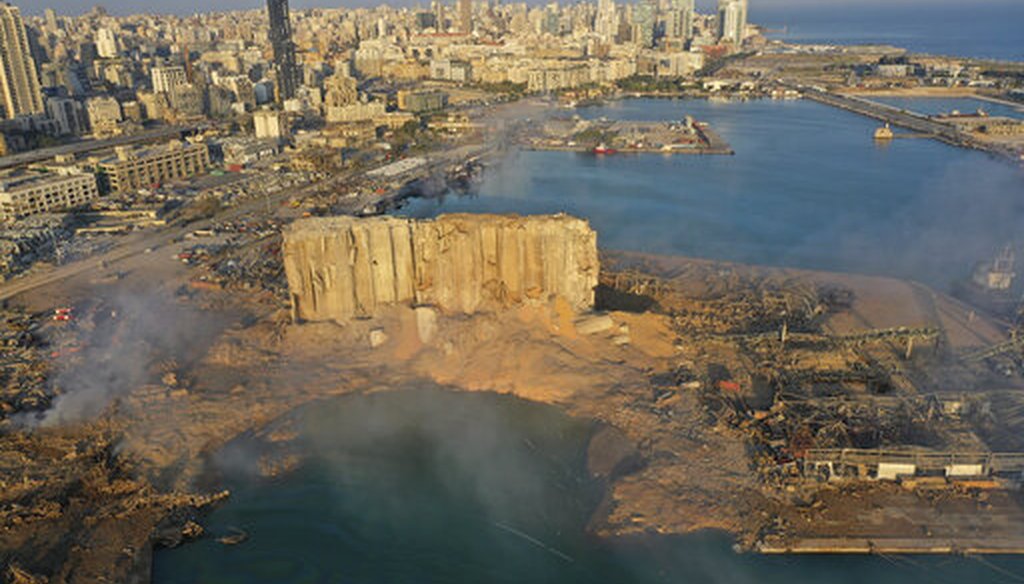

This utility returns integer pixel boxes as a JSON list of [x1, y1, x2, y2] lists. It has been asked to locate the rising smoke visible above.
[[34, 289, 232, 426]]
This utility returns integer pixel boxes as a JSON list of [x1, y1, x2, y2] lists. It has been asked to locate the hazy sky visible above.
[[22, 0, 1022, 18]]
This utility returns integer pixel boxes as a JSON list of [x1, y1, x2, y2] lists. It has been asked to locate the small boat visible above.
[[217, 527, 249, 546], [592, 143, 617, 155], [874, 123, 894, 141]]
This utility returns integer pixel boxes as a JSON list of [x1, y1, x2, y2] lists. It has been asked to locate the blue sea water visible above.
[[401, 98, 1024, 291], [754, 3, 1024, 61]]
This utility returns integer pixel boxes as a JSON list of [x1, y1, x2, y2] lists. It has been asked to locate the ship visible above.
[[592, 143, 617, 155], [952, 245, 1020, 318], [874, 123, 894, 141]]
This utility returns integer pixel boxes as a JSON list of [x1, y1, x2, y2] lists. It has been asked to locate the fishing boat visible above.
[[592, 143, 617, 155]]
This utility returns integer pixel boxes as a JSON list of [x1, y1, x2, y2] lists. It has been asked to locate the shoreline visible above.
[[3, 243, 1022, 584]]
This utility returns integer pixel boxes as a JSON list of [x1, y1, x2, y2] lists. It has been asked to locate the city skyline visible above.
[[18, 0, 1022, 17]]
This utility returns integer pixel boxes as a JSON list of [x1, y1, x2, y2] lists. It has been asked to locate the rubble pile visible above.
[[0, 309, 52, 418], [0, 423, 228, 583], [177, 238, 287, 303], [0, 215, 73, 279]]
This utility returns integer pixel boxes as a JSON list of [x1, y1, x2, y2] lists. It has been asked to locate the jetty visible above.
[[524, 117, 734, 155]]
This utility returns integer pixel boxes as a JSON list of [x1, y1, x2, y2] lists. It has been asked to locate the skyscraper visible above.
[[665, 0, 695, 42], [457, 0, 472, 34], [595, 0, 618, 42], [43, 8, 58, 31], [633, 0, 656, 48], [0, 3, 44, 120], [266, 0, 299, 101], [717, 0, 747, 45]]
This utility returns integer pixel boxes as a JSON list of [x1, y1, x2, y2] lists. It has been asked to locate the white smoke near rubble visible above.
[[33, 289, 234, 427]]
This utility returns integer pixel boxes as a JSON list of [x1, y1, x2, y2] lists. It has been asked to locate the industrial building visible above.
[[0, 170, 99, 222], [98, 141, 210, 192]]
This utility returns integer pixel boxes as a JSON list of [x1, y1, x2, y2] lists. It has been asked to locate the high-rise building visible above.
[[717, 0, 747, 44], [432, 0, 446, 32], [0, 3, 44, 120], [633, 0, 656, 48], [43, 8, 58, 31], [665, 0, 694, 42], [595, 0, 618, 42], [266, 0, 299, 101], [96, 27, 119, 58], [151, 65, 187, 94], [457, 0, 472, 34]]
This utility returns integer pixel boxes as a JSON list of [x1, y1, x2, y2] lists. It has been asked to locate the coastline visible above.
[[3, 238, 1023, 583]]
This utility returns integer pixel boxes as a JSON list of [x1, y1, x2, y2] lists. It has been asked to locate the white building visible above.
[[0, 3, 44, 119], [253, 109, 288, 140], [151, 66, 187, 94], [717, 0, 747, 45], [96, 27, 119, 58]]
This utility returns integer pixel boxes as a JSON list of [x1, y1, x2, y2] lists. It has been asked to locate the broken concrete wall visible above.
[[283, 213, 599, 322]]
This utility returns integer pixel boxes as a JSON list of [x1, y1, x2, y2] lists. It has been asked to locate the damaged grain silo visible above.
[[282, 214, 599, 322]]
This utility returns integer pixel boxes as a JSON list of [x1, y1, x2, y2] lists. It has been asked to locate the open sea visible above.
[[753, 2, 1024, 62], [400, 98, 1024, 291]]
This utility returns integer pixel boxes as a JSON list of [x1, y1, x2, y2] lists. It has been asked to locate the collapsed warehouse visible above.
[[593, 254, 1024, 490]]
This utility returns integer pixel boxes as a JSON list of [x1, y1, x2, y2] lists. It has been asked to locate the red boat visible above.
[[592, 143, 617, 155]]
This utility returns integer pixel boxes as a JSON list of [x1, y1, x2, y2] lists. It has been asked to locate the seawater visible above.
[[755, 2, 1024, 62], [401, 98, 1024, 291], [154, 389, 1024, 583]]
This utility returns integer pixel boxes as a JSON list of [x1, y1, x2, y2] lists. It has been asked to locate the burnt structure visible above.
[[266, 0, 299, 102]]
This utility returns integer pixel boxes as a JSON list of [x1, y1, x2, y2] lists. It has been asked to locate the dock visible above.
[[524, 118, 734, 155], [796, 87, 1022, 162], [759, 537, 1024, 555]]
